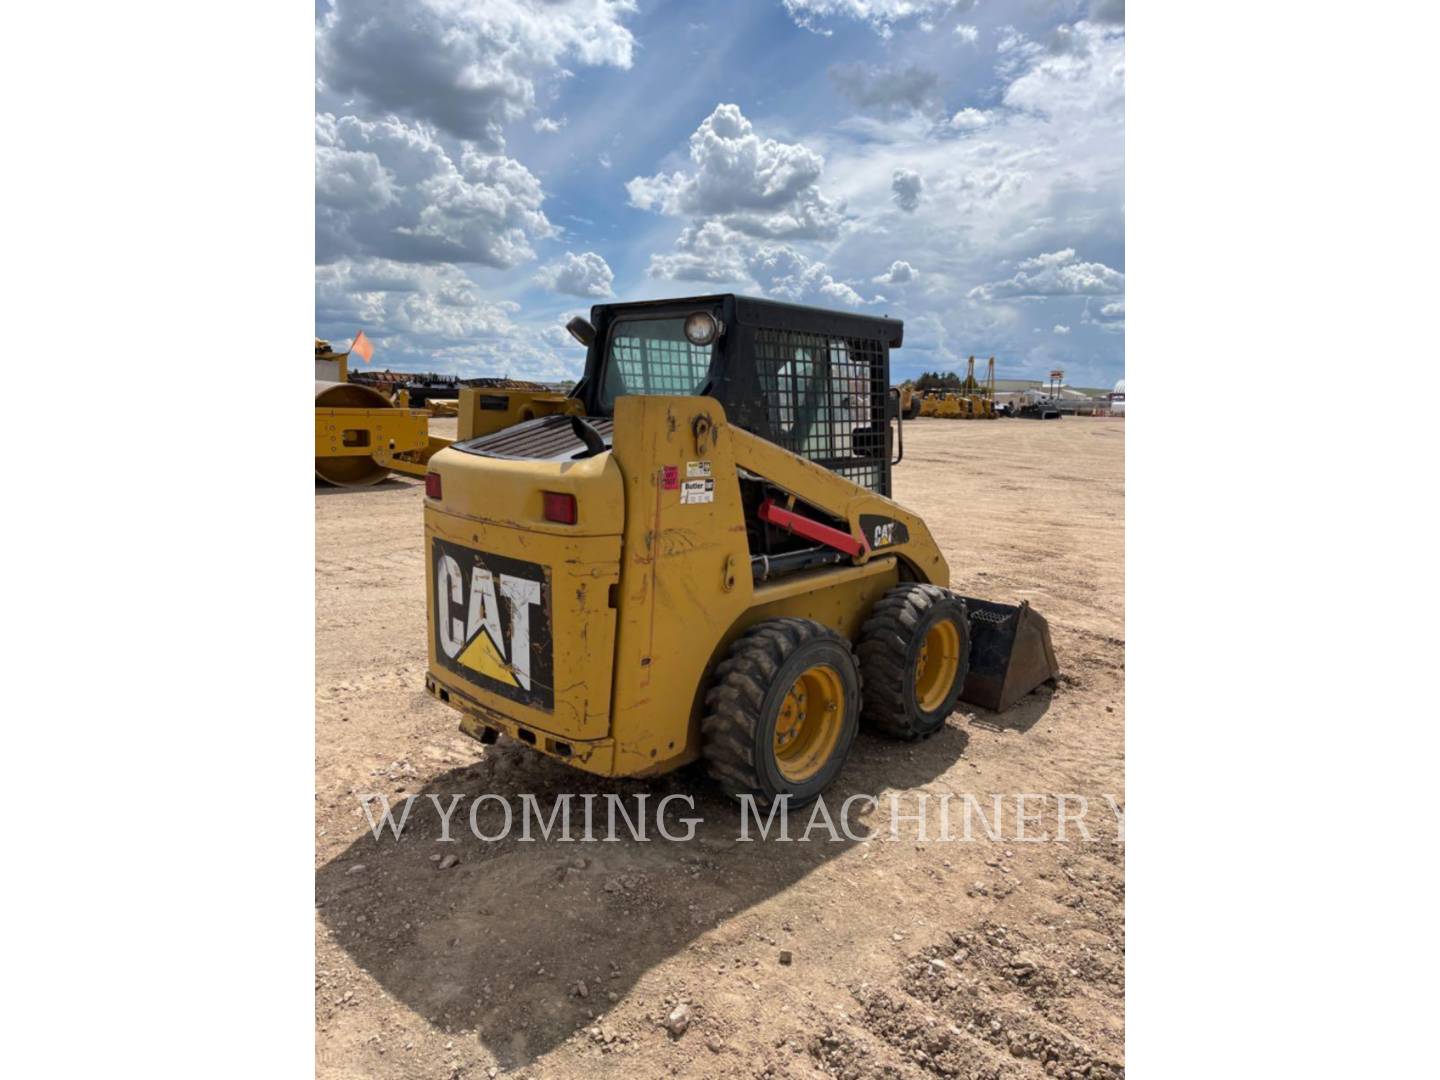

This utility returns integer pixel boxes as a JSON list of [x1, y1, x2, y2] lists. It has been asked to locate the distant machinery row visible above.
[[917, 356, 998, 419], [317, 333, 1123, 487], [909, 362, 1124, 421]]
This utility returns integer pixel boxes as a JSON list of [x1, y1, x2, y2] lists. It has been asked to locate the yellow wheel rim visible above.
[[772, 664, 845, 783], [914, 619, 962, 712]]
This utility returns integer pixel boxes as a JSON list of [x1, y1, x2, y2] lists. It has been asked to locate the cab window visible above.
[[601, 318, 714, 408]]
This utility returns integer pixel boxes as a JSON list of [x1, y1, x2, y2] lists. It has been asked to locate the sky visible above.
[[315, 0, 1124, 388]]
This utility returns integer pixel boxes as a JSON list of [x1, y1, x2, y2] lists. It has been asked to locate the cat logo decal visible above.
[[432, 539, 554, 711]]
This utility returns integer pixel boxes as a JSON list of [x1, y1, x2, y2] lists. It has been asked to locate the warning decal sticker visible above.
[[686, 460, 712, 478], [432, 538, 554, 711]]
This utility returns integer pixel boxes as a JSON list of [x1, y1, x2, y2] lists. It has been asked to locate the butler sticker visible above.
[[680, 478, 715, 504], [432, 538, 554, 711]]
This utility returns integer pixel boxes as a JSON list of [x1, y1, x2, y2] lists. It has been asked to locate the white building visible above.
[[1108, 378, 1126, 416]]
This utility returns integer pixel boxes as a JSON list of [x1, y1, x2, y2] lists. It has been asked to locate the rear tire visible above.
[[858, 584, 971, 739], [701, 618, 860, 807]]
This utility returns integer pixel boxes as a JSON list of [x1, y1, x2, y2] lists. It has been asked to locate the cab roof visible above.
[[589, 294, 904, 349]]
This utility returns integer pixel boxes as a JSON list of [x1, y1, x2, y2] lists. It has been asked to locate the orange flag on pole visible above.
[[350, 330, 374, 364]]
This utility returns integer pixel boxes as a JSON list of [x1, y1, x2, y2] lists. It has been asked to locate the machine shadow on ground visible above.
[[316, 722, 971, 1067], [966, 684, 1055, 734]]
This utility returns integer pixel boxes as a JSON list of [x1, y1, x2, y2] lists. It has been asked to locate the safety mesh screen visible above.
[[603, 319, 713, 406], [754, 329, 890, 496]]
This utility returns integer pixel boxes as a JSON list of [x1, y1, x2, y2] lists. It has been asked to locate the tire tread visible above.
[[701, 618, 857, 801], [857, 584, 971, 739]]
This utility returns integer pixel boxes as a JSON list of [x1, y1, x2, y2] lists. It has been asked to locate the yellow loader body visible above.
[[417, 295, 1057, 804], [424, 395, 943, 778]]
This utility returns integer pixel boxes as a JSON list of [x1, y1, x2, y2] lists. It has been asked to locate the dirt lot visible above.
[[316, 416, 1125, 1080]]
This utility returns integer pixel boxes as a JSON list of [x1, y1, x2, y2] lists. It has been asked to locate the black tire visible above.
[[857, 584, 971, 739], [701, 618, 861, 807]]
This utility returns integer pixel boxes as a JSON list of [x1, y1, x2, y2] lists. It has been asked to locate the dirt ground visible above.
[[316, 415, 1125, 1080]]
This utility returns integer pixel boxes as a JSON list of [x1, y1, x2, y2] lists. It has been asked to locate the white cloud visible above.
[[873, 260, 916, 285], [955, 24, 979, 44], [695, 17, 1125, 380], [645, 221, 753, 284], [617, 11, 1121, 382], [316, 257, 590, 381], [316, 113, 555, 268], [645, 225, 868, 307], [316, 258, 519, 343], [783, 0, 975, 37], [627, 104, 844, 240], [746, 244, 827, 299], [819, 278, 866, 306], [749, 244, 867, 306], [968, 249, 1124, 299], [891, 168, 924, 212], [1004, 21, 1125, 118], [1053, 324, 1070, 334], [996, 27, 1029, 53], [1022, 249, 1078, 269], [315, 137, 399, 214], [313, 3, 644, 381], [1085, 296, 1125, 334], [950, 108, 990, 130], [829, 63, 939, 116], [316, 0, 639, 146], [537, 251, 615, 298], [628, 16, 1124, 378]]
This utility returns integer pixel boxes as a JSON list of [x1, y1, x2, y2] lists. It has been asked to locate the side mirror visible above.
[[565, 316, 596, 347]]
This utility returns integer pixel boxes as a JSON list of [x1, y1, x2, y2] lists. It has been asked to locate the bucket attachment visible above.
[[957, 598, 1060, 712]]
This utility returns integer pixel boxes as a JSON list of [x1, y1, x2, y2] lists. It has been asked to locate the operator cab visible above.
[[454, 294, 904, 498]]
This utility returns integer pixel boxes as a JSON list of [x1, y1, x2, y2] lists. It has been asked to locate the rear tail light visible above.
[[424, 472, 442, 499], [542, 491, 577, 525]]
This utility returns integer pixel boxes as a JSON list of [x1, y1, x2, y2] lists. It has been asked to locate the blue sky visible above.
[[316, 0, 1124, 387]]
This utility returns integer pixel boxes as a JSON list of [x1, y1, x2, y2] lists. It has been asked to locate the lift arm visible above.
[[725, 422, 950, 587]]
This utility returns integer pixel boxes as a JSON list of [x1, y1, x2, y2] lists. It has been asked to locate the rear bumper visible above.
[[425, 671, 619, 777]]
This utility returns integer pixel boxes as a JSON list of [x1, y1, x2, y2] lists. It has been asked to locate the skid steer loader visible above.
[[422, 295, 1058, 805]]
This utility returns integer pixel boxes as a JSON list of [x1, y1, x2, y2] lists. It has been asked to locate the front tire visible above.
[[702, 618, 860, 807], [858, 584, 971, 739]]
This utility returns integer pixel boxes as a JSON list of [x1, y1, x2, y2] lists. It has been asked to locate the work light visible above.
[[683, 311, 723, 346]]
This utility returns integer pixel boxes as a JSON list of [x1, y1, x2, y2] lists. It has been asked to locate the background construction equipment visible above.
[[918, 356, 997, 419], [313, 337, 448, 486]]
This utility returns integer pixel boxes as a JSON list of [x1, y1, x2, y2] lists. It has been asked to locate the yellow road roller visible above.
[[313, 337, 443, 486], [422, 296, 1057, 805]]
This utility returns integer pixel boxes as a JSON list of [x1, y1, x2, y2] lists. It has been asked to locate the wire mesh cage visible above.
[[753, 328, 890, 497], [604, 320, 714, 405]]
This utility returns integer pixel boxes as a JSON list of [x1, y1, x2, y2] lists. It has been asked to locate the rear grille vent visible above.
[[455, 414, 615, 461]]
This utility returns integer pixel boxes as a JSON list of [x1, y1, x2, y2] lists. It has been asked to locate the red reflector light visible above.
[[424, 472, 442, 499], [542, 491, 577, 524]]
